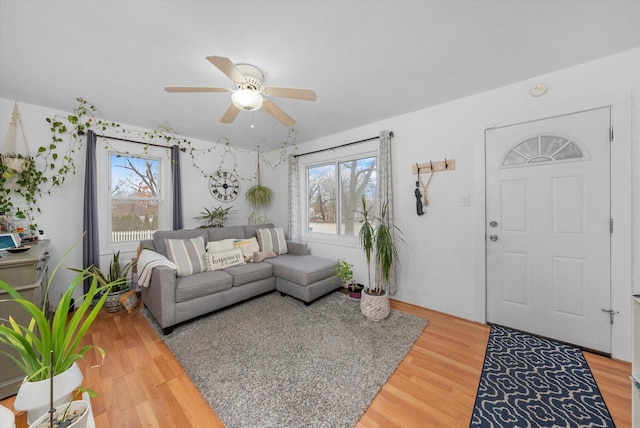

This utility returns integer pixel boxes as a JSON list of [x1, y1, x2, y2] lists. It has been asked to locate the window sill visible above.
[[301, 233, 360, 249]]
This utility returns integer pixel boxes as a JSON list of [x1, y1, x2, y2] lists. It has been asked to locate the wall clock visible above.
[[209, 170, 240, 202]]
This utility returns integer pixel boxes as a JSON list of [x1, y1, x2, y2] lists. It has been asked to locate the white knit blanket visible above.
[[137, 249, 176, 288]]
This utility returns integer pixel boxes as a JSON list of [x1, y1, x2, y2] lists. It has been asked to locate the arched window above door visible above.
[[503, 135, 585, 166]]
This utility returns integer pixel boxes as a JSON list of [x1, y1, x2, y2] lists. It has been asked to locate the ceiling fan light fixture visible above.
[[231, 89, 263, 111]]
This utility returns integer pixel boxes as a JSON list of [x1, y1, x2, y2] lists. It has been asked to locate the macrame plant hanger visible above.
[[2, 102, 32, 189]]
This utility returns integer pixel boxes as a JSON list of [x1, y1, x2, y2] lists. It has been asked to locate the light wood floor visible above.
[[2, 293, 632, 427]]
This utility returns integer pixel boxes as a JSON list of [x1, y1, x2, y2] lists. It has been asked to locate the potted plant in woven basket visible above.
[[93, 251, 134, 313], [356, 197, 402, 321]]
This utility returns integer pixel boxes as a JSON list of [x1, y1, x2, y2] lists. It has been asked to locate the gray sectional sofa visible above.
[[139, 223, 341, 334]]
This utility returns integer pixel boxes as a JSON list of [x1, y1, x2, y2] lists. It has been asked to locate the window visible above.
[[503, 135, 586, 166], [110, 154, 160, 243], [97, 139, 172, 251], [303, 145, 377, 238]]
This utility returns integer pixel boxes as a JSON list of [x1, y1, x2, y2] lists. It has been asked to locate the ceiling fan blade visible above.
[[264, 87, 317, 101], [221, 104, 241, 123], [207, 56, 247, 85], [262, 99, 295, 127], [165, 87, 228, 93]]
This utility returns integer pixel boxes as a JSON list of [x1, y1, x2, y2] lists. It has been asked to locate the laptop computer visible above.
[[0, 233, 20, 251]]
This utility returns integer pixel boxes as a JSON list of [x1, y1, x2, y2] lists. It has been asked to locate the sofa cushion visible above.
[[234, 237, 260, 261], [175, 270, 233, 302], [153, 229, 207, 257], [265, 255, 337, 286], [256, 227, 288, 255], [207, 248, 246, 271], [206, 238, 236, 252], [223, 262, 274, 286], [165, 236, 207, 277], [242, 223, 274, 239]]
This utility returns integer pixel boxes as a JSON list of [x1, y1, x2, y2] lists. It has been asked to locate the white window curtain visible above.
[[376, 130, 396, 294], [288, 154, 301, 241]]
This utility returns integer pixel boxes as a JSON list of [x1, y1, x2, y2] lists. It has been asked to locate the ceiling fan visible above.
[[165, 56, 317, 127]]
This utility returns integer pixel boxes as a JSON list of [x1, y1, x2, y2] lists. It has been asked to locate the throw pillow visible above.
[[206, 238, 236, 253], [207, 248, 246, 271], [165, 236, 207, 277], [256, 227, 288, 255], [234, 237, 260, 262], [253, 250, 277, 263]]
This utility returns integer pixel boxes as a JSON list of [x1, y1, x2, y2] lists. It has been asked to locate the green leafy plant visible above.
[[194, 206, 236, 228], [90, 251, 134, 293], [0, 153, 44, 234], [245, 145, 273, 220], [335, 259, 355, 287], [3, 97, 296, 233], [245, 185, 273, 209], [0, 238, 123, 382]]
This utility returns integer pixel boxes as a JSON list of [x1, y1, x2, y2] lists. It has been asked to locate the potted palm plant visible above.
[[0, 239, 122, 423], [356, 197, 401, 321], [194, 205, 236, 228]]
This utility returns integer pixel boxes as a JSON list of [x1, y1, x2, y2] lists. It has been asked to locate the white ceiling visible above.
[[1, 1, 639, 151]]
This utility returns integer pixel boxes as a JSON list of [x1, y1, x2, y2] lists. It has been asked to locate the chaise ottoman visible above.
[[265, 254, 342, 305]]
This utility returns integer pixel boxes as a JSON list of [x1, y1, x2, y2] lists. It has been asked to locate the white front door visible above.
[[485, 107, 611, 353]]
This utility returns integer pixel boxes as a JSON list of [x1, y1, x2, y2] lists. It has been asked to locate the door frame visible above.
[[475, 91, 633, 361]]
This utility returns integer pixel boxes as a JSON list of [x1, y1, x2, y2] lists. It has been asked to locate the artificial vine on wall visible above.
[[1, 97, 297, 233]]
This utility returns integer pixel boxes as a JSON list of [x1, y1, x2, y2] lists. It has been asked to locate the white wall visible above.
[[265, 48, 640, 361]]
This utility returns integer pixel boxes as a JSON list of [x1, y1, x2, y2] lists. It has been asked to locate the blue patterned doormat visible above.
[[470, 325, 615, 427]]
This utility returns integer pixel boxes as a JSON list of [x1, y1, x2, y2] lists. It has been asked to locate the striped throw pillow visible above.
[[256, 227, 288, 255], [165, 236, 207, 277]]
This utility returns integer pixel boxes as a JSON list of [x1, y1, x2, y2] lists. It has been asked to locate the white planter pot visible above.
[[14, 362, 83, 424], [0, 405, 15, 428], [29, 400, 90, 428], [360, 289, 390, 321]]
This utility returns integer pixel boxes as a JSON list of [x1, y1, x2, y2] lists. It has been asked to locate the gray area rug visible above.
[[143, 291, 428, 428]]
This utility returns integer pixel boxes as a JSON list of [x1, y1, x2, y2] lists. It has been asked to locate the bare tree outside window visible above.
[[340, 156, 376, 235], [110, 155, 160, 242], [306, 156, 376, 236]]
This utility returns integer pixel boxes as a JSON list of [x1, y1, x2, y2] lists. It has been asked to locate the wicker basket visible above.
[[104, 289, 128, 313]]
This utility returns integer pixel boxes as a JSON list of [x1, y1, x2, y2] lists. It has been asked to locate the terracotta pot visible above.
[[29, 400, 90, 428], [360, 289, 390, 321], [14, 362, 83, 424]]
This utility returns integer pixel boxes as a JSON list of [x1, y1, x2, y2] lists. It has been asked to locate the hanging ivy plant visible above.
[[0, 153, 43, 233], [2, 97, 297, 233]]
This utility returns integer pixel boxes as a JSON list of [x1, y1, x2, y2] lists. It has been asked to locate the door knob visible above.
[[489, 234, 498, 242]]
